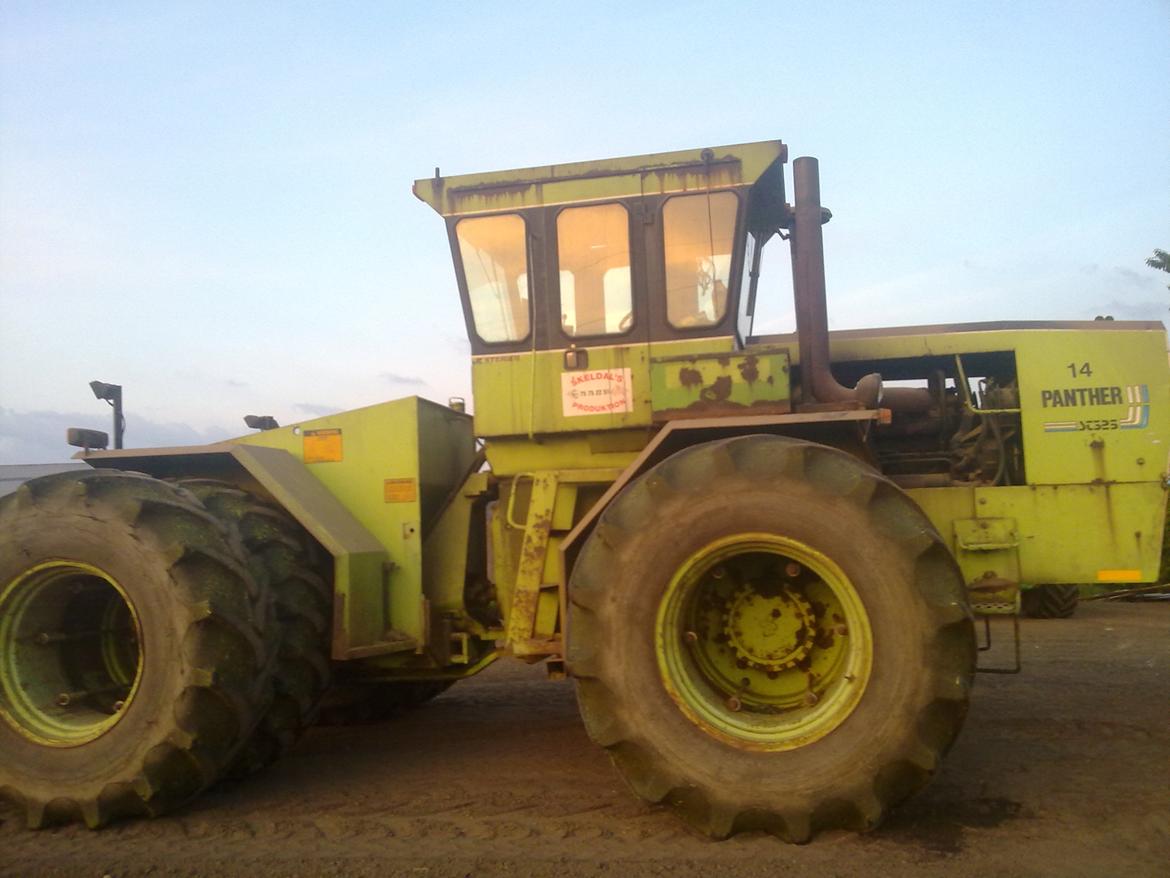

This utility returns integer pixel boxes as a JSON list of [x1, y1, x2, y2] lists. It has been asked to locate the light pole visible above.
[[89, 381, 124, 449]]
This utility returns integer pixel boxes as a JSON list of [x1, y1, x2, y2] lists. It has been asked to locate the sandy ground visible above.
[[3, 601, 1168, 878]]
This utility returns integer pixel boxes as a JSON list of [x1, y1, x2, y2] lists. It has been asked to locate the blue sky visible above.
[[2, 1, 1168, 462]]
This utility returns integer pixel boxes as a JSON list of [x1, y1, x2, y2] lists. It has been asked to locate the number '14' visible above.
[[1068, 362, 1093, 378]]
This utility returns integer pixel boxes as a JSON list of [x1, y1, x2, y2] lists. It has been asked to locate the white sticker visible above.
[[561, 368, 634, 417]]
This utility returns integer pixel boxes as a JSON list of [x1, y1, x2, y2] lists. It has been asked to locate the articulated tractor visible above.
[[2, 140, 1167, 841]]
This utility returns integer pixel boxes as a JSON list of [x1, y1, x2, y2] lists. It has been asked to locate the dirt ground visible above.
[[3, 601, 1168, 878]]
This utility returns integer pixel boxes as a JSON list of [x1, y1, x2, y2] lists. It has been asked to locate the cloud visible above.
[[293, 402, 341, 416], [0, 408, 232, 465], [379, 372, 426, 387], [1113, 266, 1160, 289]]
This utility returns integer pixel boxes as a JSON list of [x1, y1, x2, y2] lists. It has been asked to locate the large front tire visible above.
[[568, 436, 975, 841], [0, 470, 271, 828]]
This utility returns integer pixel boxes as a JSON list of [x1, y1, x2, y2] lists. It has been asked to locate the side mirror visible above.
[[66, 427, 110, 451]]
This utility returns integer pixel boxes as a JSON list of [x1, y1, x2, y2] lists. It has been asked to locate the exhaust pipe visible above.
[[790, 156, 881, 408]]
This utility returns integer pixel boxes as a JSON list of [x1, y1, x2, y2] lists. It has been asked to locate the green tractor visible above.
[[2, 140, 1167, 841]]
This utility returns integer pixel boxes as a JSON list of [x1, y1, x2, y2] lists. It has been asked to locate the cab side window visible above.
[[456, 214, 530, 343], [663, 192, 737, 328]]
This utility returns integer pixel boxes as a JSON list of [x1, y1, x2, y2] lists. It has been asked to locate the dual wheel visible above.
[[0, 470, 330, 827], [569, 436, 977, 841]]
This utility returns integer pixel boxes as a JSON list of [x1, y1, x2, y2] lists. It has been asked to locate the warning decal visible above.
[[303, 428, 343, 463]]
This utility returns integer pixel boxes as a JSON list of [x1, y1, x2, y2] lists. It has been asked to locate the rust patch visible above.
[[737, 355, 760, 384], [679, 367, 703, 389], [701, 376, 733, 402], [716, 355, 731, 368], [509, 584, 541, 631], [520, 513, 553, 563], [813, 628, 836, 650]]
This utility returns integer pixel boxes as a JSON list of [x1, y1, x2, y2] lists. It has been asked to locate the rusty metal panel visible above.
[[909, 483, 1167, 585], [503, 472, 559, 650], [973, 483, 1166, 584], [650, 348, 790, 420]]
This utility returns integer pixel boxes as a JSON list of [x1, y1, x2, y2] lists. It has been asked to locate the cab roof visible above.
[[413, 139, 788, 217]]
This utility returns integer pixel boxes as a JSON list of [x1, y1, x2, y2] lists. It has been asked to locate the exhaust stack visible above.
[[790, 156, 881, 408]]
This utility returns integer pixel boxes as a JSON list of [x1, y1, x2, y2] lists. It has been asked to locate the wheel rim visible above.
[[0, 560, 144, 746], [656, 533, 873, 750]]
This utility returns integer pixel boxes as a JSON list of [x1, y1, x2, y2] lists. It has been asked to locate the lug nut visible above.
[[711, 567, 726, 579], [725, 696, 742, 712], [785, 562, 801, 578], [112, 700, 125, 712], [803, 691, 819, 707], [683, 630, 699, 644]]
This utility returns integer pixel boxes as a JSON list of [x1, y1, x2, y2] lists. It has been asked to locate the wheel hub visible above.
[[723, 584, 815, 673], [657, 535, 872, 751]]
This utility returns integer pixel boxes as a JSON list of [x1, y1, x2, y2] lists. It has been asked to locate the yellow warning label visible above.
[[384, 478, 418, 503], [303, 428, 342, 463], [1096, 569, 1143, 583]]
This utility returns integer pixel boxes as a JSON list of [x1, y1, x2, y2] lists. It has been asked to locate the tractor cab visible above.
[[414, 141, 824, 438]]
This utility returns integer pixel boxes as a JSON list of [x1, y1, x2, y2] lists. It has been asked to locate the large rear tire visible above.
[[178, 480, 332, 774], [0, 470, 271, 827], [1021, 584, 1079, 619], [568, 436, 975, 841]]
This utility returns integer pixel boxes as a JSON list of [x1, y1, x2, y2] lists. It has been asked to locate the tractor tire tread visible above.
[[176, 479, 332, 775], [568, 436, 975, 842], [1021, 584, 1078, 619], [0, 469, 270, 828]]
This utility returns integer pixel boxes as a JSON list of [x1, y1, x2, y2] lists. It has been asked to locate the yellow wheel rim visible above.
[[656, 533, 872, 750], [0, 560, 144, 746]]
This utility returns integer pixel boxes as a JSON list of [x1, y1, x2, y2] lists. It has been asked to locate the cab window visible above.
[[663, 192, 737, 328], [455, 214, 530, 343], [556, 203, 632, 337]]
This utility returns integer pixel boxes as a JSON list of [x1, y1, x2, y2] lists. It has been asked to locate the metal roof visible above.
[[413, 139, 788, 217]]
